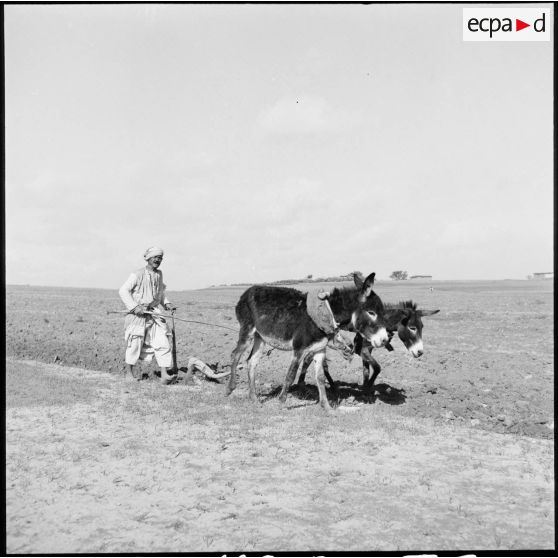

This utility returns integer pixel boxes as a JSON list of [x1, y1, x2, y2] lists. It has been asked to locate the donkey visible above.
[[225, 272, 389, 411], [297, 300, 439, 399]]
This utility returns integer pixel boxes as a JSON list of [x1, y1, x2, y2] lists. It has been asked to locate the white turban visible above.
[[143, 246, 164, 260]]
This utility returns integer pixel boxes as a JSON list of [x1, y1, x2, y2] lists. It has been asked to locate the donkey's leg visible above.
[[322, 358, 339, 401], [278, 352, 303, 403], [361, 360, 371, 391], [297, 353, 314, 387], [299, 354, 335, 389], [246, 333, 265, 403], [368, 356, 382, 392], [361, 345, 381, 399], [313, 352, 333, 412], [226, 325, 254, 396]]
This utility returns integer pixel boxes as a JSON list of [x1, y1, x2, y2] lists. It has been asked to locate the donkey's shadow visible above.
[[261, 381, 407, 406]]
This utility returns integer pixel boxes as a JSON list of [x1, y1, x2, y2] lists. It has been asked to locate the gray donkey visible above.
[[298, 300, 439, 399]]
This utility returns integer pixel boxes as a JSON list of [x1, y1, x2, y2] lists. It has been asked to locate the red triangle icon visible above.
[[516, 19, 530, 31]]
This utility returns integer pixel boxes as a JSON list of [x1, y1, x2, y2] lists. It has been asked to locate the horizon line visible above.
[[5, 277, 552, 292]]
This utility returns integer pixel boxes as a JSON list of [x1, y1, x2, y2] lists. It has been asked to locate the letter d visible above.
[[534, 13, 546, 32]]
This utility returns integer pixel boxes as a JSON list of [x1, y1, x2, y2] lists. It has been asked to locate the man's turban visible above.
[[144, 246, 164, 260]]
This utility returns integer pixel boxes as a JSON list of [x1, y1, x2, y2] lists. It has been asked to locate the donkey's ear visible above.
[[353, 271, 365, 289], [399, 308, 411, 325], [418, 309, 440, 317], [362, 272, 376, 297]]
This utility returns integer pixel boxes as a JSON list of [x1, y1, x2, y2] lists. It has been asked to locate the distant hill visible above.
[[214, 274, 354, 288], [266, 274, 354, 286]]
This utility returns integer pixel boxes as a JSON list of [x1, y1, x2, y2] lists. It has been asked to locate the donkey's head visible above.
[[393, 303, 439, 358], [349, 271, 389, 349]]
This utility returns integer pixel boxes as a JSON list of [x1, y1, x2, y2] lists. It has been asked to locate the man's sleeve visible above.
[[119, 273, 138, 311], [161, 273, 170, 306]]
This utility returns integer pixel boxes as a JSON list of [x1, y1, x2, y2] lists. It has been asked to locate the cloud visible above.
[[436, 219, 535, 249], [437, 220, 488, 248], [256, 96, 361, 137]]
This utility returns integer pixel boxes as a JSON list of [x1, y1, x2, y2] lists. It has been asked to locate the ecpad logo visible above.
[[463, 8, 551, 41]]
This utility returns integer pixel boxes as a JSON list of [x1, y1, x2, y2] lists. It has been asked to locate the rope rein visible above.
[[106, 310, 239, 332], [107, 310, 355, 357]]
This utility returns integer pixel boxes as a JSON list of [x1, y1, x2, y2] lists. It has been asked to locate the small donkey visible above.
[[297, 300, 439, 399], [226, 272, 389, 410]]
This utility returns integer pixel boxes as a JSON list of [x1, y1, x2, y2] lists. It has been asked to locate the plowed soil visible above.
[[5, 279, 554, 552]]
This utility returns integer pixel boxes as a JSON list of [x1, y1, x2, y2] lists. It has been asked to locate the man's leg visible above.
[[125, 363, 136, 379], [125, 336, 143, 380], [151, 324, 174, 384], [159, 367, 174, 384]]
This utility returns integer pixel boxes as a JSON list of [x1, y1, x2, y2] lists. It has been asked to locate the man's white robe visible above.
[[119, 267, 172, 367]]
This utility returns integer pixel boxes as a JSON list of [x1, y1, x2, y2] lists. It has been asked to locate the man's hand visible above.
[[164, 303, 177, 312], [132, 304, 148, 316]]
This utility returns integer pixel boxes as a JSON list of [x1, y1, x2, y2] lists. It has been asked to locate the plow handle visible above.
[[170, 310, 178, 373]]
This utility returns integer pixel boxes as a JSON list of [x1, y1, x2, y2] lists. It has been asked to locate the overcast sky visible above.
[[5, 3, 553, 289]]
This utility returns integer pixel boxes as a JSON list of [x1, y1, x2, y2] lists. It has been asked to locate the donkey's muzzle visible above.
[[409, 341, 424, 358], [371, 327, 389, 348]]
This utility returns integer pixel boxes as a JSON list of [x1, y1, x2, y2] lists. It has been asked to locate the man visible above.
[[119, 246, 176, 384]]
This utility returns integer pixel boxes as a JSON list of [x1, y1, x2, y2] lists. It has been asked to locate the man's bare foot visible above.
[[125, 371, 141, 382], [160, 369, 177, 385]]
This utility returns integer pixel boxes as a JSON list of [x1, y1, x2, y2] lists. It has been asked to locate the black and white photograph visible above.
[[4, 2, 554, 554]]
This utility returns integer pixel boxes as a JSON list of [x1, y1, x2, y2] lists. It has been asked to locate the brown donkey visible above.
[[225, 272, 389, 410]]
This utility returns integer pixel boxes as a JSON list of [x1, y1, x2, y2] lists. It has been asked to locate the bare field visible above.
[[5, 279, 555, 552], [6, 279, 554, 437]]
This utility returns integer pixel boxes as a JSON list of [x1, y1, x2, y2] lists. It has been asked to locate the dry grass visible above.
[[6, 357, 554, 553]]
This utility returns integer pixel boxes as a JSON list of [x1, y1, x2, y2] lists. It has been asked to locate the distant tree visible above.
[[390, 270, 408, 281], [306, 274, 313, 280]]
